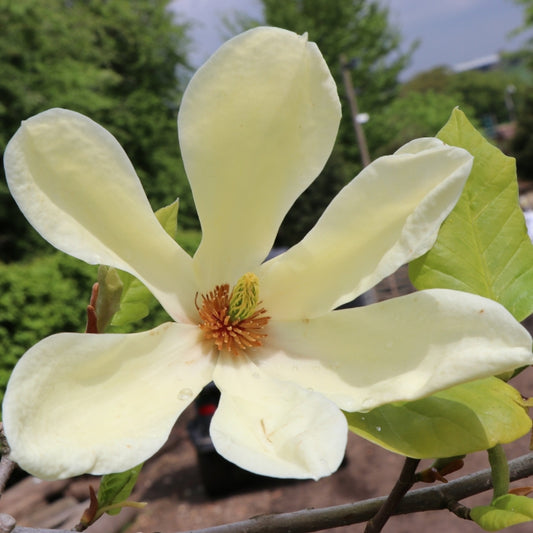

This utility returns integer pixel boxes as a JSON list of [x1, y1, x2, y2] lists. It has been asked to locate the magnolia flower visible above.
[[3, 27, 532, 482]]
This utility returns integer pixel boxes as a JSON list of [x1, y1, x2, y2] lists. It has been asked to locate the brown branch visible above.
[[7, 453, 533, 533], [85, 283, 99, 334], [0, 457, 15, 499], [364, 457, 420, 533], [0, 424, 15, 499], [447, 500, 471, 521]]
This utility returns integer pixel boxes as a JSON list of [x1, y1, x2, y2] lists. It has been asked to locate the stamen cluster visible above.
[[196, 284, 270, 356]]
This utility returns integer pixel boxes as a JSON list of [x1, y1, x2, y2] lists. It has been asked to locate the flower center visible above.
[[196, 273, 270, 356]]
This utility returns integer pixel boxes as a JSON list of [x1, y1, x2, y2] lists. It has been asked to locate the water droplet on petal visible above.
[[178, 388, 194, 401]]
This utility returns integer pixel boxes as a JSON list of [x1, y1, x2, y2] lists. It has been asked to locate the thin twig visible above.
[[0, 424, 15, 498], [447, 500, 471, 521], [7, 453, 533, 533], [0, 458, 15, 499], [364, 457, 420, 533]]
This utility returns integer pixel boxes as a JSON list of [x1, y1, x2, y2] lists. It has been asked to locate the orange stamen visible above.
[[195, 284, 270, 356]]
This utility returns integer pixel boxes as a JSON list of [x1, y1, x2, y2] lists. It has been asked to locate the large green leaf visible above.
[[409, 108, 533, 321], [111, 200, 179, 328], [471, 494, 533, 531], [345, 377, 531, 458]]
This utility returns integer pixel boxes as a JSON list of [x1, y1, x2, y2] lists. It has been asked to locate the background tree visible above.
[[512, 91, 533, 178], [368, 91, 477, 156], [402, 66, 522, 127], [0, 0, 196, 261], [508, 0, 533, 179], [227, 0, 415, 247]]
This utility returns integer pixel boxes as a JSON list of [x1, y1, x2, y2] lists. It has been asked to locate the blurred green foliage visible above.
[[0, 0, 198, 261], [509, 0, 533, 178], [369, 91, 477, 156], [402, 66, 522, 126], [512, 91, 533, 177], [0, 254, 95, 404], [177, 229, 202, 257]]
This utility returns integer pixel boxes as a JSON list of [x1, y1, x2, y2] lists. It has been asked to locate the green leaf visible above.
[[111, 200, 179, 328], [155, 199, 179, 239], [110, 271, 152, 327], [345, 377, 531, 458], [409, 108, 533, 321], [471, 494, 533, 531], [97, 463, 143, 516]]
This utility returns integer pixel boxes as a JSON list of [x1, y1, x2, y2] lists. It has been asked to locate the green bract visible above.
[[97, 463, 143, 516]]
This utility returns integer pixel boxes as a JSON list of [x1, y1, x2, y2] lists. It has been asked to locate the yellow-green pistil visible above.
[[228, 272, 260, 320], [196, 273, 270, 356]]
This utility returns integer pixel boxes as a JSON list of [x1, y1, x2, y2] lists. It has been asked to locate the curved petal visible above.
[[257, 289, 532, 412], [210, 352, 347, 480], [2, 323, 216, 480], [179, 27, 341, 289], [4, 108, 196, 321], [260, 138, 473, 319]]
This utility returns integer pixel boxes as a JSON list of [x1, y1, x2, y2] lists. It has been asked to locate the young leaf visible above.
[[110, 271, 152, 327], [97, 463, 143, 516], [345, 377, 531, 459], [154, 199, 179, 240], [409, 108, 533, 321], [471, 494, 533, 531]]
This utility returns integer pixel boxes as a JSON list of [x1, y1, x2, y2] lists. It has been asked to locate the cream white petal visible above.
[[4, 108, 196, 321], [179, 27, 341, 289], [210, 352, 347, 480], [260, 138, 473, 319], [2, 323, 216, 480], [257, 289, 532, 412]]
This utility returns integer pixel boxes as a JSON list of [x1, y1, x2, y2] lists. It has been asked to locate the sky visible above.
[[171, 0, 532, 80]]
